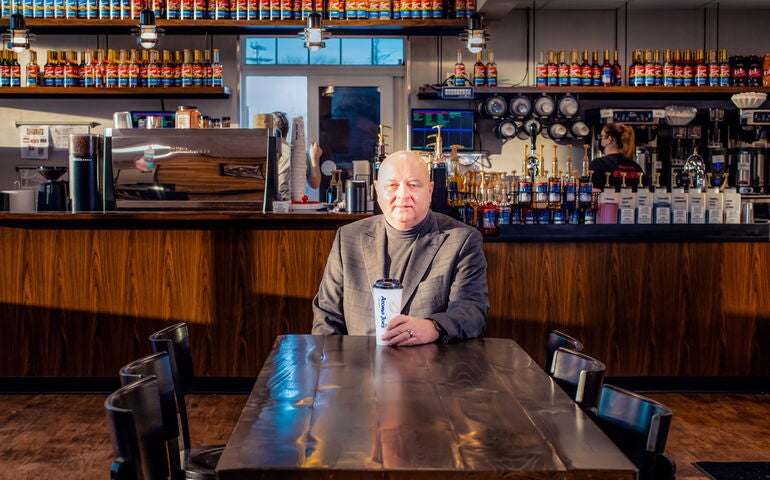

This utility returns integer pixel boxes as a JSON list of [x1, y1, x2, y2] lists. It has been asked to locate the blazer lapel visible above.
[[362, 221, 387, 290], [400, 218, 448, 309]]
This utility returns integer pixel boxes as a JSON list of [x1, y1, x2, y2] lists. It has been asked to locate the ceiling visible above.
[[478, 0, 770, 15]]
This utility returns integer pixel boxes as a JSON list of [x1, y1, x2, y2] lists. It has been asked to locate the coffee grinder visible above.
[[36, 166, 68, 211], [729, 108, 770, 194], [705, 108, 728, 188]]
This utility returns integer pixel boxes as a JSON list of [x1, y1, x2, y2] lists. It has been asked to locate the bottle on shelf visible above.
[[747, 54, 762, 87], [548, 145, 562, 211], [695, 48, 708, 87], [653, 49, 662, 86], [644, 49, 655, 87], [181, 49, 193, 87], [719, 49, 730, 87], [211, 48, 223, 87], [569, 49, 581, 87], [533, 144, 548, 211], [673, 49, 684, 87], [630, 49, 644, 87], [563, 146, 576, 213], [682, 49, 694, 87], [478, 172, 499, 236], [147, 49, 161, 88], [485, 49, 497, 87], [454, 49, 466, 86], [580, 49, 592, 86], [473, 51, 486, 87], [613, 49, 623, 86], [546, 50, 558, 87], [662, 49, 674, 87], [601, 49, 613, 87], [25, 50, 39, 87], [496, 184, 512, 226], [591, 50, 601, 86], [104, 49, 118, 89], [161, 50, 174, 88], [578, 144, 595, 224], [192, 49, 204, 87], [535, 50, 547, 88], [708, 49, 720, 87], [557, 49, 569, 87], [127, 49, 139, 88]]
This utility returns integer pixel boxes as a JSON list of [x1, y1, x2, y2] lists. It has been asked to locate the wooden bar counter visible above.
[[1, 211, 769, 380]]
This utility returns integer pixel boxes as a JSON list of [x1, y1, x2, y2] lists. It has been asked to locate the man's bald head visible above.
[[375, 151, 434, 230]]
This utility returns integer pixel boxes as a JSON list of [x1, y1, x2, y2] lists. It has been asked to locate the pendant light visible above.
[[300, 7, 330, 51], [132, 8, 164, 49], [459, 14, 488, 54], [3, 13, 31, 52]]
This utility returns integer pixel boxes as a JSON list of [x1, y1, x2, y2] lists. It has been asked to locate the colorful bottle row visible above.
[[535, 49, 622, 88], [453, 48, 497, 87], [2, 48, 224, 89], [1, 0, 475, 19]]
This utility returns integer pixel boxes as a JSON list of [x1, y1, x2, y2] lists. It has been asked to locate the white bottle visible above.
[[618, 173, 637, 224], [688, 184, 706, 224], [706, 187, 724, 224], [636, 175, 653, 225], [722, 173, 741, 224], [652, 172, 671, 224], [670, 173, 689, 224]]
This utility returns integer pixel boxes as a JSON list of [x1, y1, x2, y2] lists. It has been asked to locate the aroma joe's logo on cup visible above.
[[372, 278, 403, 346]]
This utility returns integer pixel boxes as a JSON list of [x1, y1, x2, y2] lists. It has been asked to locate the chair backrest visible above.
[[149, 323, 194, 450], [550, 347, 606, 409], [546, 330, 584, 372], [105, 376, 170, 480], [120, 352, 183, 478], [594, 384, 674, 479]]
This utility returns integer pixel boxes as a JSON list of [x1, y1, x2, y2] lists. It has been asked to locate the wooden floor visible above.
[[0, 392, 768, 479]]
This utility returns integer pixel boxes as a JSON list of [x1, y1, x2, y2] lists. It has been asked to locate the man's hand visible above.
[[381, 315, 439, 346]]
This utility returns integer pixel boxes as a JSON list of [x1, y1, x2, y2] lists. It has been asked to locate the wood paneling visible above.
[[1, 219, 769, 377]]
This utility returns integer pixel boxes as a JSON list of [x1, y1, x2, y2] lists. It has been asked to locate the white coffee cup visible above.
[[372, 278, 403, 346], [2, 189, 36, 213]]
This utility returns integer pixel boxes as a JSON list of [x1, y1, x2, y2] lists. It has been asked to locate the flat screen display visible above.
[[410, 109, 475, 151]]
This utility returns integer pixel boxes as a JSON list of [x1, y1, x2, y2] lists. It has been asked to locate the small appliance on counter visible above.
[[36, 166, 68, 211]]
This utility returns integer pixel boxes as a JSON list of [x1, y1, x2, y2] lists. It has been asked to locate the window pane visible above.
[[310, 39, 341, 64], [245, 38, 276, 64], [373, 38, 404, 65], [277, 38, 308, 64], [341, 38, 372, 65]]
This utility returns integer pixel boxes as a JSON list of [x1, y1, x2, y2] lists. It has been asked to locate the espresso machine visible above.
[[705, 108, 728, 188], [36, 166, 68, 211]]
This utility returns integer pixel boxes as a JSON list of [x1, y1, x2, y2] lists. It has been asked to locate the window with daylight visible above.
[[244, 37, 404, 65]]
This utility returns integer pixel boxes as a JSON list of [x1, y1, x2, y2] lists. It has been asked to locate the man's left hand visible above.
[[382, 315, 439, 346]]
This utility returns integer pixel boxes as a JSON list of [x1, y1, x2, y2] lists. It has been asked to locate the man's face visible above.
[[375, 152, 434, 230]]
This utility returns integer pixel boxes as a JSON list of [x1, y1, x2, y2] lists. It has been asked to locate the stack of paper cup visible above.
[[2, 189, 36, 213], [372, 278, 403, 346]]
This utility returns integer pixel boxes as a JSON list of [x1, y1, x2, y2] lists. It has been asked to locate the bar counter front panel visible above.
[[1, 212, 768, 378]]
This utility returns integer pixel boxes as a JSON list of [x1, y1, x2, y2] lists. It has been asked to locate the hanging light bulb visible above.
[[459, 13, 488, 54], [3, 13, 31, 52], [300, 10, 330, 51], [132, 8, 165, 49]]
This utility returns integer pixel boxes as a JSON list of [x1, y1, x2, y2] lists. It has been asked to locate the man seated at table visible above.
[[312, 150, 488, 346]]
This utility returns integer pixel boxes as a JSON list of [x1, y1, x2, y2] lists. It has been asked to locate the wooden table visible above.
[[216, 335, 637, 479]]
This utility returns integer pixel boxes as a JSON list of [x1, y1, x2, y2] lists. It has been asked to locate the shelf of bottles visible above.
[[0, 0, 470, 34], [0, 47, 231, 98], [420, 48, 770, 100], [446, 145, 744, 236]]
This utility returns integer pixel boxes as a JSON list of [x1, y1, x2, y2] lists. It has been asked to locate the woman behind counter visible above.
[[590, 122, 647, 190]]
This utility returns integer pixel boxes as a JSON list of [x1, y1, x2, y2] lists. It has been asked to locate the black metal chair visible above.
[[149, 323, 224, 480], [120, 352, 184, 479], [546, 330, 584, 372], [592, 384, 676, 480], [550, 347, 606, 410], [105, 376, 170, 480]]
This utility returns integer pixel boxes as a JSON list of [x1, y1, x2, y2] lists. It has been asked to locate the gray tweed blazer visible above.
[[312, 211, 488, 342]]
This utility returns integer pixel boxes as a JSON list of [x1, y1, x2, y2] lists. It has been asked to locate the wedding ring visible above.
[[406, 329, 414, 338]]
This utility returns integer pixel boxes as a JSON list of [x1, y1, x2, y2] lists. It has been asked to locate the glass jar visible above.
[[175, 105, 201, 129], [211, 117, 222, 128], [763, 54, 770, 87], [221, 116, 231, 128]]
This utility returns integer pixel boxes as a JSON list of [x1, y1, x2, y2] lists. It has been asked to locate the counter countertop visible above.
[[1, 212, 767, 242]]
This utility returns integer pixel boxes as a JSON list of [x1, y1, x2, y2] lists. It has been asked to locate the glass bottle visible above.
[[569, 49, 581, 86], [9, 51, 21, 88], [601, 49, 613, 86], [146, 49, 160, 88], [719, 49, 730, 87], [653, 49, 662, 85], [613, 49, 622, 86], [557, 49, 569, 87], [117, 49, 129, 88], [473, 51, 485, 87], [127, 50, 139, 88], [181, 49, 193, 87], [580, 49, 592, 86], [161, 50, 174, 88], [546, 50, 558, 87], [708, 49, 720, 87], [484, 49, 498, 87], [534, 144, 549, 211], [192, 49, 204, 87], [535, 50, 546, 87], [211, 48, 223, 87], [695, 48, 708, 86], [548, 145, 562, 210], [673, 49, 684, 87], [644, 49, 655, 87], [202, 49, 213, 86], [591, 50, 601, 86], [454, 49, 466, 86], [662, 49, 674, 87], [43, 50, 55, 87], [682, 49, 694, 87], [26, 50, 39, 87], [518, 145, 533, 223]]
